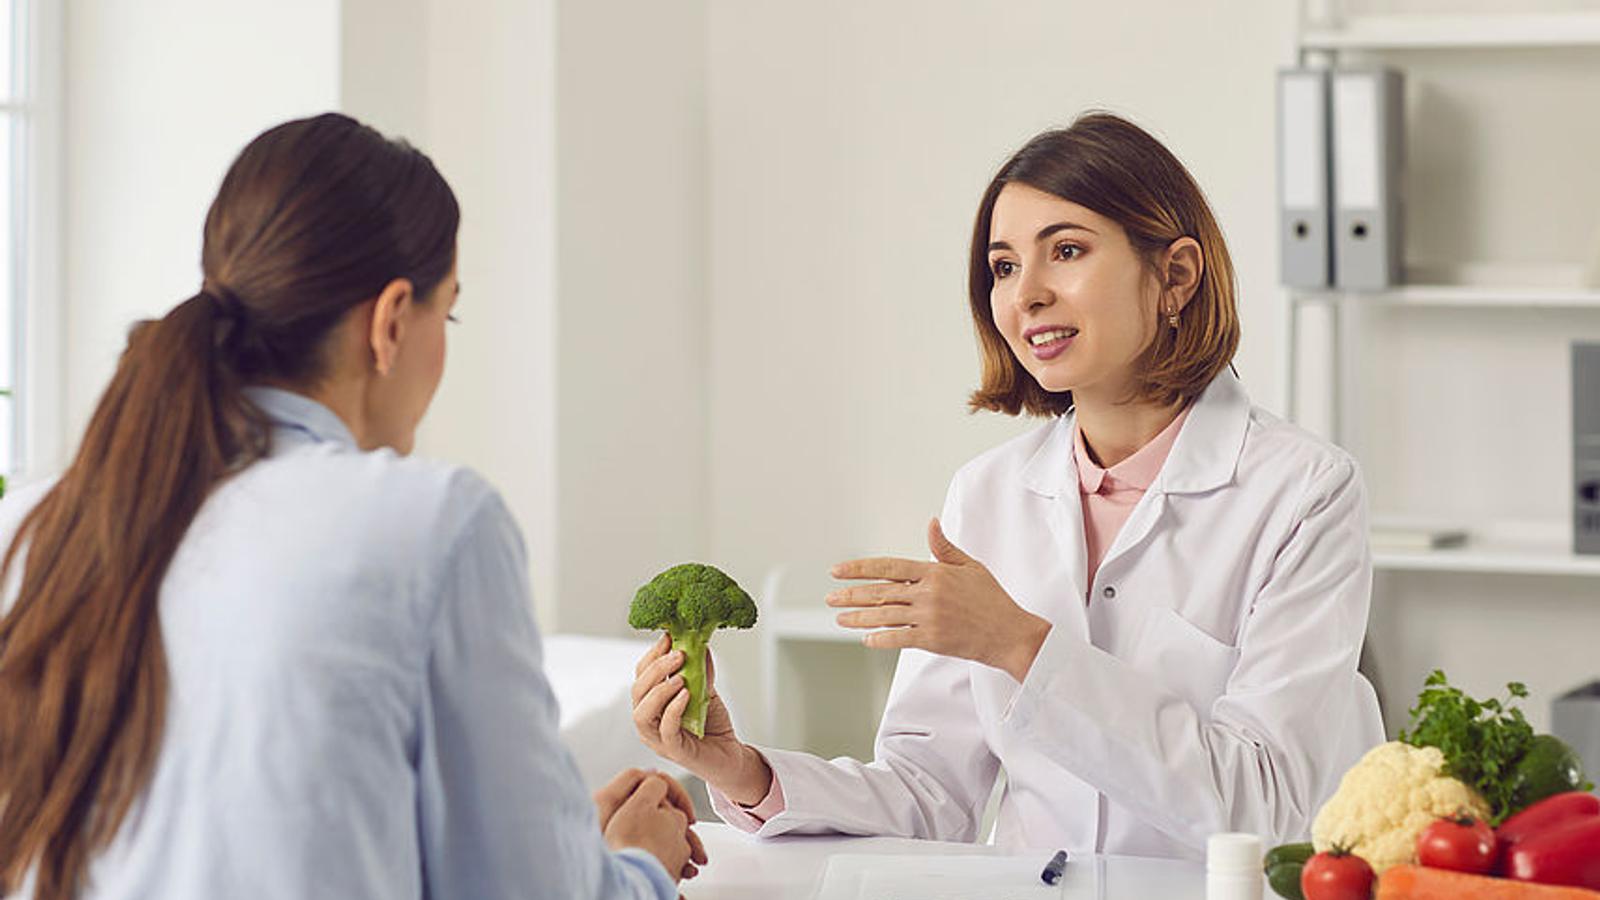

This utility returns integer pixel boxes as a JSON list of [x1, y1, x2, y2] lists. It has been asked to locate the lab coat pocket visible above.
[[1134, 607, 1241, 720]]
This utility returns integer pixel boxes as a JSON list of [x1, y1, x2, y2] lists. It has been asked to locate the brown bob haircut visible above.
[[967, 111, 1241, 417]]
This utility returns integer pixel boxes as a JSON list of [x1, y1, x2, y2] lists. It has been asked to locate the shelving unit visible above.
[[767, 606, 856, 643], [1373, 522, 1600, 577], [757, 563, 897, 754], [1301, 12, 1600, 51], [1288, 3, 1600, 581], [1299, 284, 1600, 310]]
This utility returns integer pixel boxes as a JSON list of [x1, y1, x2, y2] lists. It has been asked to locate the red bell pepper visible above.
[[1499, 793, 1600, 848], [1505, 816, 1600, 890]]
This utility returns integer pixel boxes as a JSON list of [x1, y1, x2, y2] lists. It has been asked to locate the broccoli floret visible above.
[[628, 562, 757, 738]]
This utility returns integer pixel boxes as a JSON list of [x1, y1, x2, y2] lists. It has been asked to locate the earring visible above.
[[1167, 307, 1180, 329]]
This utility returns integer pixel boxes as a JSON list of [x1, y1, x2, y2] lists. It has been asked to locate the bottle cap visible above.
[[1206, 832, 1263, 871]]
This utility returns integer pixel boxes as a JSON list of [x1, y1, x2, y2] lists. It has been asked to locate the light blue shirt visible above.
[[1, 388, 675, 900]]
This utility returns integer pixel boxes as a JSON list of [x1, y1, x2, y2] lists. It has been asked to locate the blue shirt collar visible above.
[[242, 386, 360, 450]]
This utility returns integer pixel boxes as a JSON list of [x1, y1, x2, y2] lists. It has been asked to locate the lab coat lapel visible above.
[[1019, 415, 1091, 641], [1097, 490, 1165, 577], [1157, 371, 1251, 496]]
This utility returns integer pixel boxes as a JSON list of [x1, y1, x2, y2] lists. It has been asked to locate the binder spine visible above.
[[1332, 67, 1405, 291], [1277, 69, 1334, 289]]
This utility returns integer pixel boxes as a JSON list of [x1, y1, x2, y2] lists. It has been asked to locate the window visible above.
[[2, 0, 61, 484], [0, 0, 22, 479]]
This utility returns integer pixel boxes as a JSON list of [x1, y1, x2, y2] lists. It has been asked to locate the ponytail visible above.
[[0, 293, 269, 897]]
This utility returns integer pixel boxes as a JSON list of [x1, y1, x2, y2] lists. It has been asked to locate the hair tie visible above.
[[200, 281, 250, 325]]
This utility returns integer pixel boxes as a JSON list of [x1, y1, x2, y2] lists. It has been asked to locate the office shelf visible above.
[[1302, 13, 1600, 50], [1376, 544, 1600, 577], [1373, 522, 1600, 578], [1294, 284, 1600, 310], [767, 606, 858, 643]]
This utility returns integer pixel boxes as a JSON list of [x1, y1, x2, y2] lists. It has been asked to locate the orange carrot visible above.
[[1378, 865, 1600, 900]]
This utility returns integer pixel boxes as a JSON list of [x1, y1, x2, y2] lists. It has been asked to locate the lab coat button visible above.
[[1102, 585, 1116, 599]]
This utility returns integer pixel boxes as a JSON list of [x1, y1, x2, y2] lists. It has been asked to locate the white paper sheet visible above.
[[817, 854, 1083, 900]]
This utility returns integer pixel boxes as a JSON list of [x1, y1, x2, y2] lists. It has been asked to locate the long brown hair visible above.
[[967, 111, 1241, 417], [0, 113, 459, 897]]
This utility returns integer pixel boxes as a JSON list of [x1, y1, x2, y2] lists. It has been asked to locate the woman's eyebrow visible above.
[[989, 222, 1098, 252], [1036, 221, 1096, 241]]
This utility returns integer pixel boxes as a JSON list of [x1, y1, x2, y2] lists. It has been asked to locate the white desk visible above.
[[686, 823, 1268, 900]]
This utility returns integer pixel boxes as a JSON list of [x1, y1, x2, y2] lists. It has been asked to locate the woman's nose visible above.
[[1016, 268, 1055, 313]]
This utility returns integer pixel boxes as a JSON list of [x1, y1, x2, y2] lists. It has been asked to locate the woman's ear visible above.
[[1162, 237, 1204, 312], [368, 278, 415, 376]]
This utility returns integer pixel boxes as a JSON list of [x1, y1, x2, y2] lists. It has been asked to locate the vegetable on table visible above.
[[628, 562, 758, 738], [1311, 740, 1491, 874], [1416, 814, 1498, 874], [1301, 847, 1376, 900], [1498, 792, 1600, 850], [1397, 671, 1537, 824], [1504, 815, 1600, 891], [1265, 842, 1315, 900], [1378, 865, 1600, 900], [1509, 735, 1592, 812]]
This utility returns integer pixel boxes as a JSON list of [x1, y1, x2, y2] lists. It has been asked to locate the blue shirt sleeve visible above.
[[414, 489, 676, 900]]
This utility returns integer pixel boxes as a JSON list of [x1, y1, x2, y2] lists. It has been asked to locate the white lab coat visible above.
[[714, 371, 1385, 859]]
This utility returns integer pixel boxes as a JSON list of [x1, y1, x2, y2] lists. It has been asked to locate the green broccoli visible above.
[[628, 562, 757, 738]]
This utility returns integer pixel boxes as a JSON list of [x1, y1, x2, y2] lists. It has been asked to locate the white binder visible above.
[[1331, 67, 1405, 290], [1277, 68, 1333, 289]]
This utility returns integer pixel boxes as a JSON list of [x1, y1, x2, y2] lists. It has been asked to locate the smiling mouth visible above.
[[1028, 327, 1078, 347]]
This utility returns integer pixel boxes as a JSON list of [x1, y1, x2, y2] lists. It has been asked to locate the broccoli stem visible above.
[[669, 625, 716, 738]]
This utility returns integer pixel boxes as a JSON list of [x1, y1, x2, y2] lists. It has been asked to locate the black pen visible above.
[[1040, 849, 1069, 885]]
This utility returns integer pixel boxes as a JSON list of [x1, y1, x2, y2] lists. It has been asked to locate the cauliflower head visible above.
[[1311, 740, 1490, 874]]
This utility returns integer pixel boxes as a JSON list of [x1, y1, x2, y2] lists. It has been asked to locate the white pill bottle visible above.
[[1207, 832, 1265, 900]]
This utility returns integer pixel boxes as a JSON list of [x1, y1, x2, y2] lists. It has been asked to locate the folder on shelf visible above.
[[1331, 67, 1405, 290], [1277, 68, 1333, 289], [1576, 342, 1600, 555], [1370, 525, 1469, 553]]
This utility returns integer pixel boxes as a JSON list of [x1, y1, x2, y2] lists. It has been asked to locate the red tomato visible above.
[[1301, 848, 1376, 900], [1417, 815, 1499, 874]]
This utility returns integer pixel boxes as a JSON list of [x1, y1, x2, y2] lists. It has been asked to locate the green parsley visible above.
[[1397, 669, 1534, 825]]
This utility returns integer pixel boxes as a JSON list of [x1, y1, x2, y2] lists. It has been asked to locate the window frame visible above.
[[11, 0, 63, 483]]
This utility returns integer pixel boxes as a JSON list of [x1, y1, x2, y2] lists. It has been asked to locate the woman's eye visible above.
[[992, 259, 1016, 279], [1054, 243, 1082, 261]]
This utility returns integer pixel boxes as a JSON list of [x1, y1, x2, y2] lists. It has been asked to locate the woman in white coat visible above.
[[631, 112, 1385, 860]]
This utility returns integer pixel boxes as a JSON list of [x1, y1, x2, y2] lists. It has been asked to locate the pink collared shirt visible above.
[[1074, 406, 1191, 594]]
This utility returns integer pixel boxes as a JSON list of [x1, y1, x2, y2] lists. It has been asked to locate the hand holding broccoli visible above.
[[629, 563, 774, 806]]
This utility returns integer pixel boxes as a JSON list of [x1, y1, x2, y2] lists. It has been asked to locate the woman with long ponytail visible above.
[[0, 114, 700, 899]]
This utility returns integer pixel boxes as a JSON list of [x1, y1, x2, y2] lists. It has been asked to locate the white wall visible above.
[[62, 0, 340, 443], [395, 0, 564, 625], [343, 0, 712, 634], [552, 0, 710, 636]]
